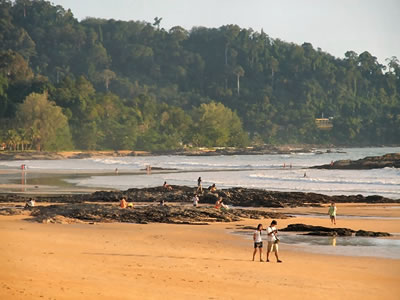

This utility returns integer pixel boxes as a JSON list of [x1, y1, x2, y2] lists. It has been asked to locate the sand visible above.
[[1, 204, 400, 300]]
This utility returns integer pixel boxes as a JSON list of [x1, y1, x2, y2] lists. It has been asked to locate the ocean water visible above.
[[235, 231, 400, 259], [0, 147, 399, 199]]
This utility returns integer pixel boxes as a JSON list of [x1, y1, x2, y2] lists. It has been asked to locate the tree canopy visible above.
[[0, 0, 399, 150]]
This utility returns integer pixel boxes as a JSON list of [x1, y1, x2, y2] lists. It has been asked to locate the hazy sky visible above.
[[51, 0, 399, 65]]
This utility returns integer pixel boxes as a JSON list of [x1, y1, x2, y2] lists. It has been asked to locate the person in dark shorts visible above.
[[252, 224, 264, 261]]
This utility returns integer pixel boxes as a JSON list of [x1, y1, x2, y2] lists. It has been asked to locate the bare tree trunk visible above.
[[237, 74, 240, 96]]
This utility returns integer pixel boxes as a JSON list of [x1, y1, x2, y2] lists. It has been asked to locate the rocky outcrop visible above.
[[0, 186, 398, 207], [355, 230, 391, 237], [28, 203, 288, 224], [281, 223, 391, 237], [311, 153, 400, 169]]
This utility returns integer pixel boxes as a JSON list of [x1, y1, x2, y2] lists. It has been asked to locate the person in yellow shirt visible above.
[[328, 202, 337, 225]]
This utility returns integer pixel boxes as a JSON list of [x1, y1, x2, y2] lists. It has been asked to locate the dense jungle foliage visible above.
[[0, 0, 399, 151]]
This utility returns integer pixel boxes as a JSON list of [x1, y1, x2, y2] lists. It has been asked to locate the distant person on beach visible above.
[[24, 198, 35, 209], [115, 168, 119, 175], [252, 224, 264, 262], [215, 197, 222, 209], [127, 200, 134, 209], [303, 172, 307, 177], [120, 197, 127, 209], [192, 194, 199, 207], [197, 177, 203, 193], [266, 220, 282, 263], [215, 197, 228, 211], [146, 165, 152, 174], [208, 183, 217, 193], [328, 202, 337, 225], [163, 181, 172, 190]]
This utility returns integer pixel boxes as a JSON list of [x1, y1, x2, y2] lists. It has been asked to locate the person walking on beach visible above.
[[252, 224, 264, 262], [328, 202, 337, 225], [266, 220, 282, 263], [197, 177, 203, 193]]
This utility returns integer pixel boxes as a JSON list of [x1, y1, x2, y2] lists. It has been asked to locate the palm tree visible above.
[[5, 129, 18, 151], [153, 17, 162, 30], [18, 128, 29, 151]]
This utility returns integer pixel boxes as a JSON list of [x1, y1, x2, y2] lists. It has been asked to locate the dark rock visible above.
[[311, 153, 400, 170], [28, 203, 289, 224], [1, 185, 398, 207], [281, 223, 355, 236], [281, 223, 390, 237], [355, 230, 391, 237]]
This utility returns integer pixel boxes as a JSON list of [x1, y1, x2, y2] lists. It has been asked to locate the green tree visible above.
[[16, 92, 73, 150], [192, 101, 248, 147]]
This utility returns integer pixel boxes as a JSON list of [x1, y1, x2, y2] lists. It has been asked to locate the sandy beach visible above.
[[1, 204, 399, 300]]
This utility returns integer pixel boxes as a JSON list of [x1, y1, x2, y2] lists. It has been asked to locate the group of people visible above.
[[252, 220, 282, 263]]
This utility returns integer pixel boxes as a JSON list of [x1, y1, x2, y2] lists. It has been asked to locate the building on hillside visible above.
[[315, 117, 333, 130]]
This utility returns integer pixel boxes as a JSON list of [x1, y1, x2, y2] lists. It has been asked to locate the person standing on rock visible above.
[[197, 177, 203, 193], [252, 224, 264, 262], [328, 202, 337, 225], [266, 220, 282, 263]]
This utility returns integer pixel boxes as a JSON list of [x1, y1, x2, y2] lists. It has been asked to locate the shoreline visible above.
[[0, 145, 342, 161], [1, 211, 399, 299]]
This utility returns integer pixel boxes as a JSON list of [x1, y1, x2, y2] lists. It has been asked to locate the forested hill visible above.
[[1, 0, 399, 151]]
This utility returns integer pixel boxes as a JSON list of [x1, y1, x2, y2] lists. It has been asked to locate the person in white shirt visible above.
[[252, 224, 264, 262], [24, 198, 35, 209], [266, 220, 282, 263], [192, 194, 199, 207]]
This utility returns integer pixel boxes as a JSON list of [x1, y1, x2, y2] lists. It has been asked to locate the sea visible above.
[[0, 147, 399, 199]]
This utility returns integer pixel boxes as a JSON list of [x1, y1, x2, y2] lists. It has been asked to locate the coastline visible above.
[[0, 145, 335, 161]]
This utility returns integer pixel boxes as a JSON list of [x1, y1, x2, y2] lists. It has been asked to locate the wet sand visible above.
[[1, 205, 399, 300]]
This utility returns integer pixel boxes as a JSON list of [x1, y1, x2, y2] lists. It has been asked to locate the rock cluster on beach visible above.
[[0, 186, 398, 207], [25, 204, 287, 225], [87, 186, 399, 207], [312, 153, 400, 169], [280, 223, 391, 237]]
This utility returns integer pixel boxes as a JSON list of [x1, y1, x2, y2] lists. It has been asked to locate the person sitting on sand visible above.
[[208, 183, 217, 193], [193, 194, 199, 207], [163, 181, 172, 190], [266, 220, 282, 263], [24, 198, 35, 209], [215, 197, 222, 209], [215, 197, 228, 211], [328, 202, 337, 225], [253, 224, 264, 262], [120, 197, 127, 209]]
